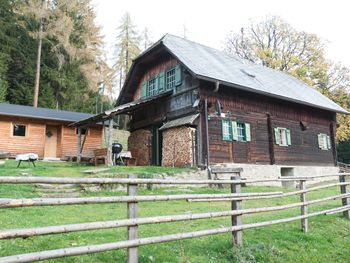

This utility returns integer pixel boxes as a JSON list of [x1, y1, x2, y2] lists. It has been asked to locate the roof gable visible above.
[[161, 34, 347, 114]]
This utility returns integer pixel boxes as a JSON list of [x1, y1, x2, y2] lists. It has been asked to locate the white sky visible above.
[[92, 0, 350, 68]]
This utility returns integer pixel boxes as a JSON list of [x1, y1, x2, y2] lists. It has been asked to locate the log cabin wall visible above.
[[0, 115, 103, 159], [199, 81, 337, 166], [0, 116, 46, 158], [61, 126, 103, 158]]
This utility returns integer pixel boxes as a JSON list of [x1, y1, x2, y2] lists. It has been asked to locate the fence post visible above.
[[231, 176, 243, 246], [299, 180, 308, 233], [127, 174, 138, 263], [339, 174, 350, 219]]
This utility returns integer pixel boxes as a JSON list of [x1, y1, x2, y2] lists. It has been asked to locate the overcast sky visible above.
[[91, 0, 350, 68]]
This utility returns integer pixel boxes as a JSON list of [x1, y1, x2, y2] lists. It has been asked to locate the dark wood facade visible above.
[[123, 46, 338, 167]]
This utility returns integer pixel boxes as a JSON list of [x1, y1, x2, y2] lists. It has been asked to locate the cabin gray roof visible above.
[[0, 103, 94, 122], [159, 34, 347, 114]]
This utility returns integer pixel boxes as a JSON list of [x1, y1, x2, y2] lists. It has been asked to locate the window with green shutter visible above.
[[223, 121, 251, 142], [274, 127, 291, 146]]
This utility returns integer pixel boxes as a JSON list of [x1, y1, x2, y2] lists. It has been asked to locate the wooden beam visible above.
[[107, 119, 113, 166], [77, 128, 82, 163], [0, 205, 347, 263], [80, 128, 89, 154], [266, 114, 275, 165]]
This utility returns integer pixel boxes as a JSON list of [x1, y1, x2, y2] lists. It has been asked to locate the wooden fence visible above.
[[0, 173, 349, 262]]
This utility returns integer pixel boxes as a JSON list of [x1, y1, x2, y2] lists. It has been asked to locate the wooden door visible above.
[[44, 125, 58, 158]]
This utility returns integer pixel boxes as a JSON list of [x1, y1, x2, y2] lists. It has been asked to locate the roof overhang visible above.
[[71, 91, 172, 127], [159, 113, 199, 131]]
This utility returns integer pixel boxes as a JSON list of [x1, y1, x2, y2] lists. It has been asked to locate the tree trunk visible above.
[[33, 18, 43, 107]]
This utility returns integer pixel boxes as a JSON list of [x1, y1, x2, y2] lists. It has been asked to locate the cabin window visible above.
[[147, 77, 157, 96], [166, 67, 176, 89], [274, 127, 291, 146], [221, 120, 251, 142], [76, 128, 88, 135], [13, 124, 26, 137], [318, 133, 331, 150], [221, 120, 232, 140], [140, 65, 182, 99]]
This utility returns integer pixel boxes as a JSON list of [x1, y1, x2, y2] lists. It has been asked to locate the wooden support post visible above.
[[231, 176, 243, 246], [77, 128, 82, 163], [300, 180, 308, 232], [107, 119, 113, 166], [127, 174, 138, 263], [339, 175, 350, 219]]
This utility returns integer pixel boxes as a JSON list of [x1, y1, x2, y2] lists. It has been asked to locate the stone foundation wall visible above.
[[128, 129, 151, 166], [162, 126, 195, 167], [211, 163, 340, 187]]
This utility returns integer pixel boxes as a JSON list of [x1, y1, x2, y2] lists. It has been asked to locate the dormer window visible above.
[[141, 65, 182, 99]]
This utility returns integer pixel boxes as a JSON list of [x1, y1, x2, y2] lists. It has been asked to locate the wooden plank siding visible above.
[[61, 126, 102, 158], [0, 116, 103, 159], [200, 81, 337, 166]]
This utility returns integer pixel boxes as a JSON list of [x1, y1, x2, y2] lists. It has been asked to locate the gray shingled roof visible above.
[[159, 114, 199, 131], [0, 103, 94, 122], [161, 34, 347, 114]]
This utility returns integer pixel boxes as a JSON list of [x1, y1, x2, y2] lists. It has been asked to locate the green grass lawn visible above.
[[0, 161, 349, 262]]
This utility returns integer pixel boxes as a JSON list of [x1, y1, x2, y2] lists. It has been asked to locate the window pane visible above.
[[237, 123, 245, 141], [148, 78, 156, 96], [222, 120, 231, 140], [13, 124, 26, 136], [166, 68, 176, 90], [76, 128, 88, 135]]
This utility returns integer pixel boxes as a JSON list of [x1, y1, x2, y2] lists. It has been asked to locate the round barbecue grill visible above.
[[112, 143, 123, 165], [112, 143, 123, 154]]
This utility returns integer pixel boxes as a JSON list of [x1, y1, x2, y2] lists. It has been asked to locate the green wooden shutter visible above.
[[175, 64, 182, 86], [154, 74, 160, 95], [274, 128, 280, 145], [245, 123, 251, 142], [286, 129, 291, 146], [141, 82, 147, 98], [232, 121, 238, 141], [327, 135, 331, 150], [158, 71, 165, 92]]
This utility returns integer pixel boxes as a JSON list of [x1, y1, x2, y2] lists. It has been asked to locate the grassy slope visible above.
[[0, 161, 349, 262]]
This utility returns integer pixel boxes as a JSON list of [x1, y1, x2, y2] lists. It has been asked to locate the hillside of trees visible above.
[[0, 0, 113, 113]]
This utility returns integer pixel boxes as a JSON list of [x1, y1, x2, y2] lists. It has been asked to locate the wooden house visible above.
[[0, 103, 103, 159], [74, 34, 347, 178]]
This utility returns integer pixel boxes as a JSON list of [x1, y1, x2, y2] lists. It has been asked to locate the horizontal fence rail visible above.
[[0, 173, 349, 263]]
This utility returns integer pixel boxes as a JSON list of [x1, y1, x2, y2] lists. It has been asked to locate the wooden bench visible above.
[[209, 167, 244, 188], [93, 148, 108, 166]]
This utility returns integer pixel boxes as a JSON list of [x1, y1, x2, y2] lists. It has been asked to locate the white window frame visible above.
[[318, 133, 331, 150]]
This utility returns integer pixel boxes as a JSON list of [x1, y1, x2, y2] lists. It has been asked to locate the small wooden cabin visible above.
[[76, 34, 347, 178], [0, 103, 103, 159]]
